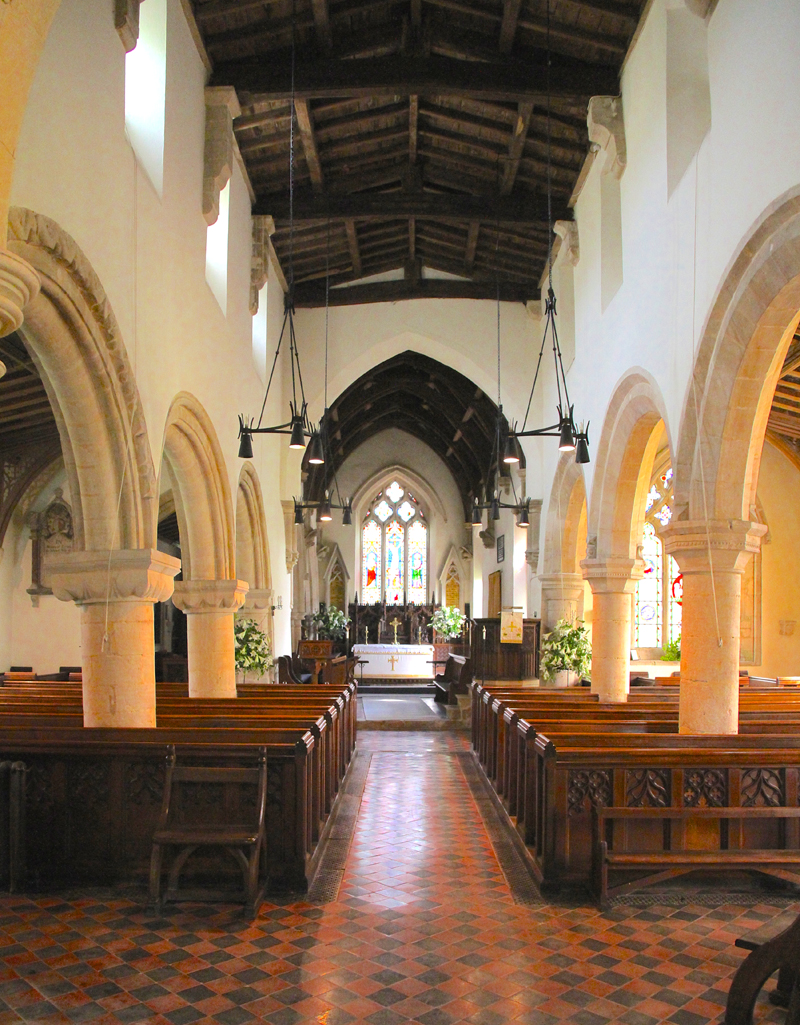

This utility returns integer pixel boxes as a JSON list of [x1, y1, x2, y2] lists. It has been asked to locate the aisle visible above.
[[0, 733, 794, 1025]]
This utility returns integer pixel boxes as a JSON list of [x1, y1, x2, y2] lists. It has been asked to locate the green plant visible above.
[[662, 635, 681, 661], [540, 619, 592, 683], [431, 605, 466, 640], [311, 604, 350, 641], [234, 618, 273, 682]]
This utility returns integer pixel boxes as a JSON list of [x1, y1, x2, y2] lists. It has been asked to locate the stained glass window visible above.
[[667, 556, 682, 644], [385, 521, 404, 604], [360, 481, 429, 604], [362, 520, 382, 604], [407, 520, 427, 604], [635, 522, 662, 647]]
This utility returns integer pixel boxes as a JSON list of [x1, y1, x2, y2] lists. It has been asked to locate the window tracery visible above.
[[360, 481, 428, 605]]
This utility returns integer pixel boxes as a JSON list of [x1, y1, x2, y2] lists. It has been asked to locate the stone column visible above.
[[662, 520, 767, 734], [48, 549, 181, 728], [581, 558, 642, 702], [539, 572, 584, 632], [173, 579, 248, 698], [0, 248, 40, 337]]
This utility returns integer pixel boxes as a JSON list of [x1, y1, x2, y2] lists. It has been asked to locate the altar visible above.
[[352, 643, 435, 680]]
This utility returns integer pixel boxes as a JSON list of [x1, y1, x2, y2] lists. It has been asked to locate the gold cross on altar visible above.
[[388, 654, 400, 671], [390, 617, 402, 645]]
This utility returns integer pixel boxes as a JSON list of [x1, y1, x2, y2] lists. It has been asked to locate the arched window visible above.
[[633, 467, 682, 650], [360, 481, 428, 605]]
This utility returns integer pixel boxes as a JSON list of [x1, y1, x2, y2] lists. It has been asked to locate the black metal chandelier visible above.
[[506, 0, 589, 467], [237, 2, 322, 465]]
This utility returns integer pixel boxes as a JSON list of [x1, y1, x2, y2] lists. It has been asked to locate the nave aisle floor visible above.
[[0, 732, 795, 1025]]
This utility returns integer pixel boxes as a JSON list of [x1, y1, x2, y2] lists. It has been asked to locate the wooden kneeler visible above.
[[149, 745, 268, 919]]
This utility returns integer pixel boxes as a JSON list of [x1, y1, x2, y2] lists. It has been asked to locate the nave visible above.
[[0, 732, 795, 1025]]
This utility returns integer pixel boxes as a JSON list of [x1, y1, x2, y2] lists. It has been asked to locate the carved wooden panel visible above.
[[568, 769, 611, 816], [126, 762, 164, 805], [626, 769, 670, 808], [683, 769, 727, 807], [70, 763, 109, 812], [741, 768, 784, 807]]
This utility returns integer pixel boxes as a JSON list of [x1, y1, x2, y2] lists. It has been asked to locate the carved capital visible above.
[[581, 556, 643, 593], [587, 96, 626, 179], [115, 0, 141, 52], [250, 215, 276, 313], [203, 87, 241, 227], [241, 587, 274, 612], [0, 249, 40, 338], [173, 578, 248, 614], [554, 220, 580, 266], [662, 519, 767, 574], [48, 549, 180, 605], [539, 572, 585, 602]]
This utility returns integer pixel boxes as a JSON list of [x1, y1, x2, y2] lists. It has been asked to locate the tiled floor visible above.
[[358, 696, 445, 721], [0, 731, 795, 1025]]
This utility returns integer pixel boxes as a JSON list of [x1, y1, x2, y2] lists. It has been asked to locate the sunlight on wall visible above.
[[124, 0, 167, 197], [206, 181, 230, 313], [252, 281, 268, 382]]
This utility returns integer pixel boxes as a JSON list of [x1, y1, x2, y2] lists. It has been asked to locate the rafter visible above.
[[499, 0, 522, 53], [500, 101, 533, 194], [409, 94, 419, 163], [311, 0, 333, 51], [344, 219, 363, 276], [210, 52, 619, 104], [293, 99, 324, 193], [464, 221, 480, 274]]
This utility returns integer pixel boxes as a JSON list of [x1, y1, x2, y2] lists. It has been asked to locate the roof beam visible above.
[[500, 101, 533, 194], [256, 187, 570, 225], [464, 221, 480, 274], [311, 0, 333, 51], [294, 99, 325, 193], [292, 278, 536, 306], [499, 0, 522, 53], [409, 94, 419, 163], [344, 219, 362, 277], [211, 53, 619, 105]]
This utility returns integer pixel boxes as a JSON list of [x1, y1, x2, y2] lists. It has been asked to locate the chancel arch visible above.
[[162, 392, 245, 697]]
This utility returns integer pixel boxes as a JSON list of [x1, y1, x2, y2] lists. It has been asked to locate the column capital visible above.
[[241, 587, 273, 612], [662, 519, 768, 573], [47, 548, 180, 605], [173, 579, 248, 614], [539, 572, 584, 594], [581, 556, 643, 594], [0, 248, 40, 337]]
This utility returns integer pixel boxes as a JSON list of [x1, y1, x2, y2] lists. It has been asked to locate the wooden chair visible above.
[[149, 745, 268, 919]]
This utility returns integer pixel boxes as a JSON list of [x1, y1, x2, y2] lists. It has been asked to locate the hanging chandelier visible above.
[[237, 2, 322, 465], [506, 0, 589, 467], [293, 220, 353, 527]]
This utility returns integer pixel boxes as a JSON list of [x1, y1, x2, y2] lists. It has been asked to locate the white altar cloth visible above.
[[353, 643, 435, 679]]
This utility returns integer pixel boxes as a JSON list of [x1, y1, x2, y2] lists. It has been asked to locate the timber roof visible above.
[[196, 0, 647, 305]]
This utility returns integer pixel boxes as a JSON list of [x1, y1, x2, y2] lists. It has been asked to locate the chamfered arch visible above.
[[675, 186, 800, 523], [587, 370, 673, 562], [160, 392, 235, 580], [542, 452, 588, 576], [236, 461, 271, 592], [351, 464, 448, 524], [7, 207, 157, 551]]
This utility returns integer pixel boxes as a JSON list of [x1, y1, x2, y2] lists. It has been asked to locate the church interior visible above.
[[1, 0, 800, 1022]]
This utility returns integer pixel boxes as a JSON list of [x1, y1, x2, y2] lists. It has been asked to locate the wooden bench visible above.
[[592, 806, 800, 905], [726, 910, 800, 1024], [149, 745, 268, 918], [433, 655, 471, 704]]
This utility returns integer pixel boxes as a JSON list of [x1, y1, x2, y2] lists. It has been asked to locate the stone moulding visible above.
[[47, 548, 180, 605], [173, 578, 248, 614]]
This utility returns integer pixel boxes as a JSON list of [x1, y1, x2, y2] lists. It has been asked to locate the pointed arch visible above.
[[161, 393, 235, 580], [543, 453, 588, 576], [675, 186, 800, 522], [8, 208, 157, 551], [236, 461, 271, 592], [587, 370, 672, 562]]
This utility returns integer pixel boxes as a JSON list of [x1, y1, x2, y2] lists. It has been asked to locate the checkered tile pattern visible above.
[[0, 731, 795, 1024]]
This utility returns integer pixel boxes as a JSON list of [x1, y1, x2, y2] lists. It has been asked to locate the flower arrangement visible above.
[[662, 634, 681, 661], [431, 605, 466, 640], [311, 604, 350, 641], [234, 618, 273, 682], [539, 619, 592, 683]]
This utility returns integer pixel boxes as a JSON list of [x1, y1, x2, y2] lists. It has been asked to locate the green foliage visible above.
[[234, 618, 273, 681], [312, 604, 350, 641], [540, 619, 592, 683], [431, 605, 466, 640], [662, 635, 681, 661]]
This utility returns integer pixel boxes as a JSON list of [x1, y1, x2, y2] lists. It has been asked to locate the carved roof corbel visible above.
[[587, 96, 626, 179], [250, 215, 276, 314], [115, 0, 140, 53], [203, 87, 241, 227]]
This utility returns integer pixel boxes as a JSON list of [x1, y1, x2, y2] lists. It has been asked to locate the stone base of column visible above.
[[173, 579, 248, 698]]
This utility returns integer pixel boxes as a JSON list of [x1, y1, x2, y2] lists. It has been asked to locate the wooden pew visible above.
[[433, 655, 471, 705]]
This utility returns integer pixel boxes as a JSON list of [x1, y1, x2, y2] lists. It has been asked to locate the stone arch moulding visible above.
[[350, 464, 448, 524], [7, 207, 157, 551], [236, 461, 271, 592], [674, 186, 800, 523], [542, 452, 588, 577], [160, 392, 236, 581], [586, 369, 672, 563]]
